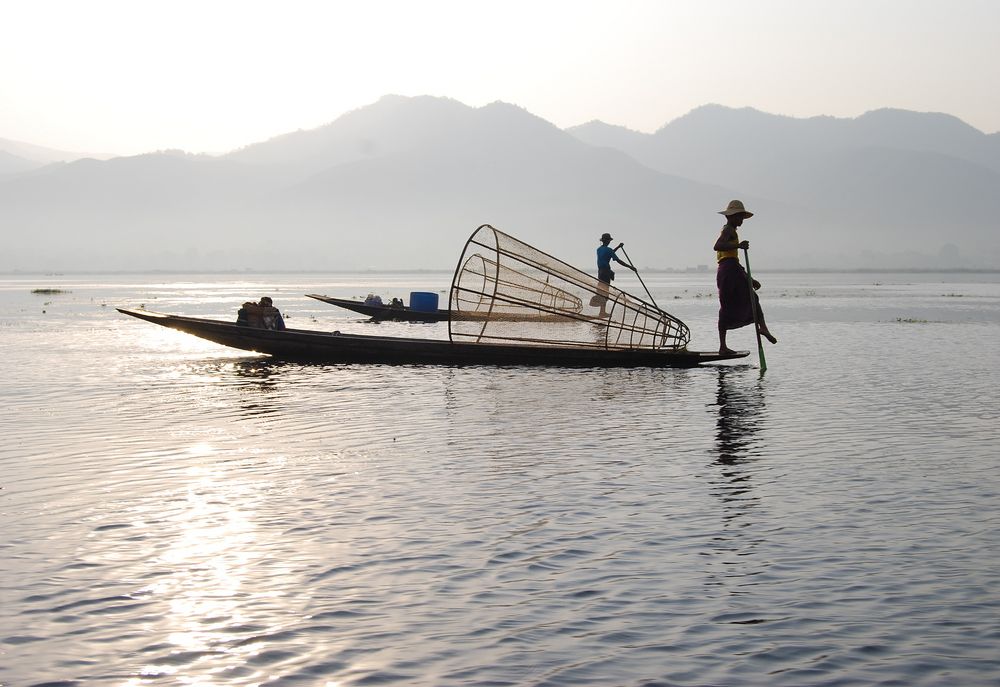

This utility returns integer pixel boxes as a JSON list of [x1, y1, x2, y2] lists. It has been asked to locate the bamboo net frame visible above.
[[448, 225, 691, 350]]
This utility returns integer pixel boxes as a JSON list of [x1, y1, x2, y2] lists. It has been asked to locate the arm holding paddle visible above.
[[611, 242, 637, 271]]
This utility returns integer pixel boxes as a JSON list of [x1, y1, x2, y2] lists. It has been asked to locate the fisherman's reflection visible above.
[[703, 366, 768, 593], [712, 365, 765, 518]]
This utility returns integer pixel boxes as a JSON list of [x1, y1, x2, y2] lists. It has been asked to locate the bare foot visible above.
[[761, 330, 777, 344], [719, 347, 737, 355]]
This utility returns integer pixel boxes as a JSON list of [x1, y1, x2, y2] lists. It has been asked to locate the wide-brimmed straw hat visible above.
[[719, 199, 753, 218]]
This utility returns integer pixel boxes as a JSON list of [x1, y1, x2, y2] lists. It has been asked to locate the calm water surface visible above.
[[1, 272, 999, 686]]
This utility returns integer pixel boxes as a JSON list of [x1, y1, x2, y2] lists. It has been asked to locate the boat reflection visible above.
[[230, 360, 286, 418], [196, 358, 286, 418]]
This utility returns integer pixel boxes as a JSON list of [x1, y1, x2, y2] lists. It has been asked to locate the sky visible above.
[[2, 0, 998, 156]]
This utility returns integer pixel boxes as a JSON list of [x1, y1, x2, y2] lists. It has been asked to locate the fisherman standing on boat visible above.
[[594, 232, 635, 317], [714, 200, 777, 354]]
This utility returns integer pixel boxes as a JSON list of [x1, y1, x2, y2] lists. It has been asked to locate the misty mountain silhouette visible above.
[[0, 150, 37, 176], [570, 104, 1000, 268], [569, 104, 1000, 188], [227, 96, 584, 181], [0, 136, 113, 171], [2, 96, 997, 271]]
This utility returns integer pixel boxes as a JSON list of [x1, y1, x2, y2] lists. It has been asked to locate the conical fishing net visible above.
[[449, 225, 691, 350]]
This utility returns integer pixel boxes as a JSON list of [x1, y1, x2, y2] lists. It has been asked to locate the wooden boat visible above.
[[116, 308, 747, 367], [306, 293, 604, 323], [305, 294, 448, 322], [119, 225, 751, 368]]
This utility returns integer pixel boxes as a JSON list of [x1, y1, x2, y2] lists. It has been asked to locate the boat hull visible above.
[[117, 309, 748, 367]]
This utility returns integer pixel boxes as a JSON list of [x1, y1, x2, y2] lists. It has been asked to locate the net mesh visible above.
[[448, 225, 691, 350]]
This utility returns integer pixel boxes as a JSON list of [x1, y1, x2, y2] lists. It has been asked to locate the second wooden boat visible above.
[[306, 294, 447, 322]]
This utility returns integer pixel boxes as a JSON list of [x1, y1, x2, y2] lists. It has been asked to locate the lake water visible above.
[[2, 271, 999, 686]]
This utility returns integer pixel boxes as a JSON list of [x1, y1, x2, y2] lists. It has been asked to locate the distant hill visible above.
[[2, 97, 998, 272], [0, 137, 113, 170], [0, 150, 38, 176], [1, 97, 748, 272], [569, 104, 1000, 183], [569, 104, 1000, 267]]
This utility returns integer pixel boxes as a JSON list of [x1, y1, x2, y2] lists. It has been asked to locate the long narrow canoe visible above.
[[306, 294, 447, 322], [306, 293, 609, 324], [117, 308, 748, 367]]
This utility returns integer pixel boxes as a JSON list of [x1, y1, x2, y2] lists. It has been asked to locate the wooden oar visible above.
[[618, 246, 660, 311], [742, 247, 767, 372]]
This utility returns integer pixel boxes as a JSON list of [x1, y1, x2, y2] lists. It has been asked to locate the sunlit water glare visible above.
[[2, 272, 999, 686]]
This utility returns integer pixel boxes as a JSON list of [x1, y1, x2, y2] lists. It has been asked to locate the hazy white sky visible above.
[[2, 0, 998, 155]]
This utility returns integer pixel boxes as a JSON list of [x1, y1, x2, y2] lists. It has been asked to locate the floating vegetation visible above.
[[896, 317, 930, 324], [941, 293, 965, 297], [31, 288, 70, 295]]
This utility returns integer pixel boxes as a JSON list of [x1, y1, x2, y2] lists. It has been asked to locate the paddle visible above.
[[617, 245, 660, 311], [742, 246, 767, 372]]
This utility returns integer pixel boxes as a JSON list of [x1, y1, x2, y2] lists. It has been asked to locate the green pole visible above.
[[742, 247, 767, 372]]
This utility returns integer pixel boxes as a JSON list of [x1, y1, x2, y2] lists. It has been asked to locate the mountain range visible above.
[[2, 95, 998, 272]]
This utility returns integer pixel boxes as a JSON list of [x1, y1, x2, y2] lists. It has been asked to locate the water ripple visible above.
[[2, 274, 1000, 685]]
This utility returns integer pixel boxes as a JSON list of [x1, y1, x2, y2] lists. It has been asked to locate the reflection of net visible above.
[[449, 224, 691, 350]]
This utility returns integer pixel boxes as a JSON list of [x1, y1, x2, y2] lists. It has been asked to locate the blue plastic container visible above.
[[409, 291, 439, 312]]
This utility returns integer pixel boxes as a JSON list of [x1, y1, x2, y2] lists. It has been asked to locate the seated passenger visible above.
[[237, 301, 263, 327], [258, 296, 286, 330]]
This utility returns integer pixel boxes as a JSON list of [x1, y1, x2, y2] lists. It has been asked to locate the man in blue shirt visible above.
[[594, 232, 635, 317]]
